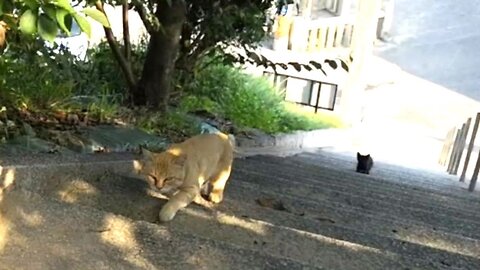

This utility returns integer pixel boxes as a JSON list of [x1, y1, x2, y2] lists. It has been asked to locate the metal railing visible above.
[[439, 112, 480, 191]]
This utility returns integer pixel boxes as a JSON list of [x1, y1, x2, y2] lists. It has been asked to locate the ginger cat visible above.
[[134, 133, 234, 222]]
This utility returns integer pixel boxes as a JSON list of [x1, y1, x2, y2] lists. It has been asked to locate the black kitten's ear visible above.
[[357, 152, 361, 158], [366, 154, 370, 158]]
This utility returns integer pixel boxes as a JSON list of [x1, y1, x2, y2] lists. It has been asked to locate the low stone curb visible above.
[[235, 128, 349, 149]]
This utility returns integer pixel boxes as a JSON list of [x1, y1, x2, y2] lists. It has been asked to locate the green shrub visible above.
[[0, 46, 75, 111], [178, 95, 221, 115], [79, 40, 147, 96], [135, 109, 201, 142], [184, 63, 342, 134], [0, 39, 146, 116], [280, 103, 342, 131]]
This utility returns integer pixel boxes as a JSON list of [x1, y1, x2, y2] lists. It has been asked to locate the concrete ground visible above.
[[1, 148, 479, 269]]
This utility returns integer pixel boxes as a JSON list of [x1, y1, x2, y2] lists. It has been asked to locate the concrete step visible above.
[[2, 151, 479, 269], [236, 160, 480, 243], [11, 163, 479, 269], [231, 164, 480, 239], [1, 188, 316, 270], [7, 170, 414, 269], [222, 180, 480, 262], [296, 151, 475, 195], [238, 154, 480, 211]]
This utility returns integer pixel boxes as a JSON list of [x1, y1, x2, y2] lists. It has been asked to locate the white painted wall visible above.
[[54, 5, 148, 58], [87, 4, 148, 46]]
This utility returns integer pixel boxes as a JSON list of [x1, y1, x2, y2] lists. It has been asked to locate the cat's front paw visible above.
[[159, 205, 178, 222], [208, 191, 223, 204]]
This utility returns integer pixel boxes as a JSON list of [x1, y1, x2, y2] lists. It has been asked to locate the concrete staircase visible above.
[[1, 149, 479, 269]]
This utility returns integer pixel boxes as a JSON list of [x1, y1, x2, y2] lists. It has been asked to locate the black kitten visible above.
[[356, 152, 373, 174]]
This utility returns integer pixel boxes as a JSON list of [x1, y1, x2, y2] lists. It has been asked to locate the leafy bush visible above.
[[134, 108, 201, 142], [178, 95, 222, 115], [183, 63, 342, 134], [0, 44, 76, 111], [280, 103, 343, 131], [0, 38, 147, 116], [79, 40, 147, 96]]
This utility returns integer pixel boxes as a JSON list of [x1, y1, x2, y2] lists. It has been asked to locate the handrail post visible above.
[[439, 128, 455, 166], [448, 128, 462, 173], [460, 113, 480, 182], [453, 118, 471, 175], [469, 150, 480, 192]]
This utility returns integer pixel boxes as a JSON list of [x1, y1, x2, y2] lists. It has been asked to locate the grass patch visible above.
[[132, 108, 201, 142], [183, 64, 342, 134], [0, 50, 75, 111], [281, 103, 343, 130], [0, 42, 123, 115]]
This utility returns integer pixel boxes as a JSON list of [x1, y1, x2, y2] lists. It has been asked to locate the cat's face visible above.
[[134, 149, 186, 194]]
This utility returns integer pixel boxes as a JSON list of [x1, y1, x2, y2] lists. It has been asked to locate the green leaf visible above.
[[340, 60, 349, 72], [19, 9, 38, 35], [0, 0, 14, 17], [55, 8, 71, 35], [82, 7, 110, 28], [2, 15, 16, 30], [37, 14, 58, 42], [24, 0, 39, 10], [51, 0, 75, 13], [73, 13, 91, 38], [288, 62, 301, 72], [42, 4, 57, 21], [324, 59, 338, 69]]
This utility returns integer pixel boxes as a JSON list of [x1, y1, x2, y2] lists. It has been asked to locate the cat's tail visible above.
[[227, 134, 247, 156]]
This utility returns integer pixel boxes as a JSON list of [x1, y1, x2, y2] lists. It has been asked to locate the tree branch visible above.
[[95, 1, 137, 93], [122, 0, 131, 62], [131, 0, 155, 34]]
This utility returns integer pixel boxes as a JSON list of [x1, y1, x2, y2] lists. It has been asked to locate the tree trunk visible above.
[[134, 0, 186, 110]]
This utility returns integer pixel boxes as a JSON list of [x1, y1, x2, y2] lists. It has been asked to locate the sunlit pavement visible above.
[[335, 56, 479, 171]]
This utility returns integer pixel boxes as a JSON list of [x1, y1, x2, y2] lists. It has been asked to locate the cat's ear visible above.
[[141, 147, 154, 159], [366, 154, 370, 158], [357, 152, 361, 159], [173, 154, 187, 166]]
